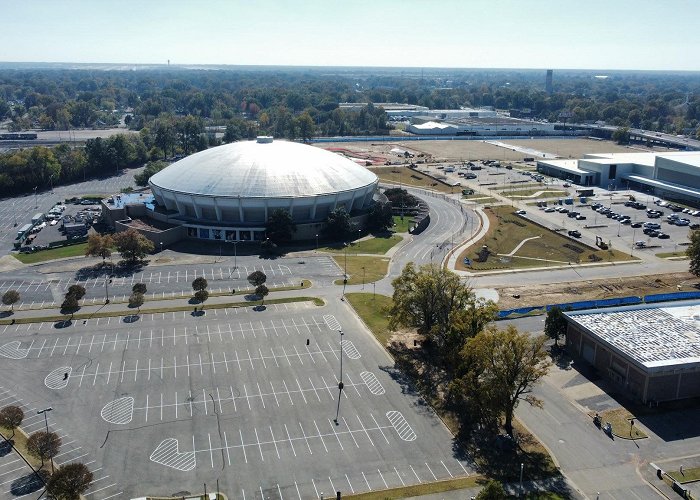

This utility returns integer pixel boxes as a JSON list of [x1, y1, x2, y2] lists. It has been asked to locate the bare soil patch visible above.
[[496, 272, 699, 309]]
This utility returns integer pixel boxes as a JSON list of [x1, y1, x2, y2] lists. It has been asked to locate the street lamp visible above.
[[159, 242, 163, 253], [334, 329, 345, 425], [362, 266, 365, 290], [33, 186, 38, 209], [315, 233, 319, 251], [342, 243, 348, 296], [37, 408, 54, 472]]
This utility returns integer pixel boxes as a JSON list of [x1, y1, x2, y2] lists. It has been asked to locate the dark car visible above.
[[631, 222, 642, 228], [691, 223, 700, 230], [568, 230, 581, 238], [657, 233, 670, 239]]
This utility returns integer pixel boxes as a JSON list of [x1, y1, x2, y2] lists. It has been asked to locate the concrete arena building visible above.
[[145, 137, 378, 242]]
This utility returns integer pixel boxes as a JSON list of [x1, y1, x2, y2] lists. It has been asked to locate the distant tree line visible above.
[[2, 68, 700, 139]]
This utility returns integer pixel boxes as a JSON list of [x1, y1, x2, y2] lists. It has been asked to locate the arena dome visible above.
[[148, 137, 379, 241]]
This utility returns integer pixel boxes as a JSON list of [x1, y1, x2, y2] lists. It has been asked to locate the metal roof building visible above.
[[145, 137, 378, 242], [564, 301, 700, 403]]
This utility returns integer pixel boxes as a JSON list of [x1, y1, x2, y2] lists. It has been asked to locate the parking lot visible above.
[[0, 255, 342, 312], [0, 302, 470, 499]]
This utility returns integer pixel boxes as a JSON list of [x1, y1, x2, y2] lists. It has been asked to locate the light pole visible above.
[[33, 186, 38, 209], [37, 408, 54, 472], [334, 329, 345, 425], [12, 201, 17, 227], [362, 266, 365, 290], [160, 242, 163, 253], [315, 233, 319, 251]]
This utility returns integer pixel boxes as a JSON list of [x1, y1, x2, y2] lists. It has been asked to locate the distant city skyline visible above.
[[2, 0, 698, 71]]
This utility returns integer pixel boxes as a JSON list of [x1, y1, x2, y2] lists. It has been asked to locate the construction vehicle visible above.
[[595, 235, 608, 250]]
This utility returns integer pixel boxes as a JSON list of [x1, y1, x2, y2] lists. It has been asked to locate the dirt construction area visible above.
[[495, 272, 700, 310], [318, 138, 674, 165]]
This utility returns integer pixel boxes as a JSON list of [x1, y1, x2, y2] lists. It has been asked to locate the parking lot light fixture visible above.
[[37, 408, 54, 472]]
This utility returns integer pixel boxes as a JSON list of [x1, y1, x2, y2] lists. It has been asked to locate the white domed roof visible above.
[[149, 139, 377, 198]]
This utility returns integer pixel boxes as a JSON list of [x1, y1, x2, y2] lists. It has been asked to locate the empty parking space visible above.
[[4, 302, 471, 498]]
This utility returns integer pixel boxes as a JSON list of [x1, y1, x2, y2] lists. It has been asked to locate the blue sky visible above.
[[2, 0, 698, 70]]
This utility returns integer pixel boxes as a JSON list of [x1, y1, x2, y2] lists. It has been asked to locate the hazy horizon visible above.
[[1, 0, 698, 72]]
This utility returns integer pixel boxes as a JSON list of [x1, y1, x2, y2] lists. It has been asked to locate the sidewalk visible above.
[[642, 455, 700, 500]]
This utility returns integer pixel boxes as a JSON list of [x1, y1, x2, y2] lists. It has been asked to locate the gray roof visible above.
[[566, 301, 700, 370], [149, 139, 377, 198]]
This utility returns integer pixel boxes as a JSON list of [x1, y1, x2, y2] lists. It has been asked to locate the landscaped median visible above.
[[343, 475, 483, 500], [455, 205, 637, 271], [333, 256, 390, 285], [7, 280, 313, 313], [0, 293, 324, 325]]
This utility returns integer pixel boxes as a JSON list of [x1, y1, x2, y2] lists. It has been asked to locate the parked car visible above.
[[657, 233, 670, 239], [568, 230, 581, 238], [690, 223, 700, 230], [631, 222, 642, 228], [515, 210, 526, 215], [576, 214, 587, 220]]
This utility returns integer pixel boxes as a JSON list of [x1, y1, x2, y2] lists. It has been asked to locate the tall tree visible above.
[[26, 431, 61, 467], [1, 290, 20, 312], [85, 233, 113, 264], [367, 201, 394, 232], [255, 284, 269, 306], [192, 277, 208, 292], [324, 207, 354, 241], [128, 293, 145, 313], [66, 285, 86, 300], [247, 270, 267, 287], [0, 406, 24, 438], [265, 208, 296, 243], [132, 283, 147, 295], [389, 263, 485, 351], [688, 228, 700, 277], [452, 326, 550, 437], [46, 462, 93, 500], [112, 228, 154, 263], [194, 289, 209, 306], [544, 306, 569, 347], [475, 480, 507, 500]]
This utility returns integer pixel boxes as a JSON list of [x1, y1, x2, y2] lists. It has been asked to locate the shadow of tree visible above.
[[10, 470, 48, 496], [0, 440, 13, 457], [123, 315, 140, 323], [0, 311, 12, 318], [53, 319, 72, 329]]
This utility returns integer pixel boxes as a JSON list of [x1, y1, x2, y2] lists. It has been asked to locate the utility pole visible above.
[[334, 329, 345, 425], [37, 408, 54, 472]]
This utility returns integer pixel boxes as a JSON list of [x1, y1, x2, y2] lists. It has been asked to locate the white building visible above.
[[131, 137, 379, 242], [407, 117, 556, 136], [537, 151, 700, 205]]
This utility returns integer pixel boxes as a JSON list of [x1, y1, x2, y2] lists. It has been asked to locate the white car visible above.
[[50, 219, 58, 226], [515, 210, 526, 215]]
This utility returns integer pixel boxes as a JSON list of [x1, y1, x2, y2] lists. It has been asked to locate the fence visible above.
[[497, 292, 700, 319]]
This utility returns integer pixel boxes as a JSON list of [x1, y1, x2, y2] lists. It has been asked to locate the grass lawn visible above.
[[455, 206, 635, 271], [344, 293, 394, 346], [369, 166, 453, 193], [333, 255, 390, 285], [343, 475, 482, 500], [599, 408, 647, 439], [392, 215, 412, 233], [12, 243, 88, 264], [668, 466, 700, 483], [0, 426, 43, 469], [501, 189, 568, 199], [656, 251, 689, 259], [321, 235, 402, 255]]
